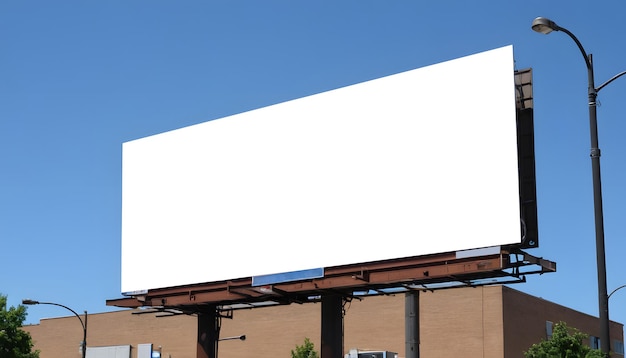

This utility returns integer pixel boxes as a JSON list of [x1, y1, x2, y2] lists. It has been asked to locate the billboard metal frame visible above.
[[107, 246, 554, 312]]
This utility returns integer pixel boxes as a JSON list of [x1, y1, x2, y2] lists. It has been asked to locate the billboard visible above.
[[121, 45, 520, 294]]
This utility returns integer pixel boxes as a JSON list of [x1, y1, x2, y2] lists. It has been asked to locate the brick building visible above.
[[23, 285, 624, 358]]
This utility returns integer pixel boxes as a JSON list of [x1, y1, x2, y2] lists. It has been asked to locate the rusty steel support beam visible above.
[[275, 256, 504, 293], [106, 250, 555, 310]]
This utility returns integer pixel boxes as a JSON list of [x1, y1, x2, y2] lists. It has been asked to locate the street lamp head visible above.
[[22, 299, 40, 305], [531, 17, 559, 34]]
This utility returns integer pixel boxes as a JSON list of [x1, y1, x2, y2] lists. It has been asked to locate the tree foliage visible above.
[[291, 337, 319, 358], [524, 321, 605, 358], [0, 294, 40, 358]]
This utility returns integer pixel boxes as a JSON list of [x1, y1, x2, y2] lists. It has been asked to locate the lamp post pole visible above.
[[22, 299, 87, 358], [532, 17, 626, 357]]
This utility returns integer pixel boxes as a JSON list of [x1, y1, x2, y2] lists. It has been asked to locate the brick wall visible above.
[[22, 286, 623, 358]]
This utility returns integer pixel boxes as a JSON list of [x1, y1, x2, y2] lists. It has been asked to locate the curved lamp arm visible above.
[[531, 17, 591, 70], [608, 284, 626, 300], [532, 17, 626, 94], [596, 70, 626, 93], [22, 300, 85, 331]]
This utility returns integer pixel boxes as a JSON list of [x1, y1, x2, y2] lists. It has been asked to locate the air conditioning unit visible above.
[[344, 348, 398, 358]]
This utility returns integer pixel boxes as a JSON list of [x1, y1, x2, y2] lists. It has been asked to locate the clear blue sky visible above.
[[2, 0, 625, 332]]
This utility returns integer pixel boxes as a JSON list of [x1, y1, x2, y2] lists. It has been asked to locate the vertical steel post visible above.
[[197, 306, 218, 358], [82, 311, 87, 358], [321, 295, 343, 358], [405, 291, 419, 358]]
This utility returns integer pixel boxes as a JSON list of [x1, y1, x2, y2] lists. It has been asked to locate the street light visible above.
[[532, 16, 626, 356], [22, 299, 87, 358]]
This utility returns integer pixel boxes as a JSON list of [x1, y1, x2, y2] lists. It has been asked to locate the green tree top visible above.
[[0, 294, 40, 358], [291, 337, 319, 358], [524, 321, 605, 358]]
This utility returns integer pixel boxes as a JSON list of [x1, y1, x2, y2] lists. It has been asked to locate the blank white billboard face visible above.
[[121, 45, 519, 294]]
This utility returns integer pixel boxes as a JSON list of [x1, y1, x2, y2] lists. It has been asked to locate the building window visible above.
[[614, 340, 625, 355], [546, 321, 553, 339], [590, 336, 601, 350]]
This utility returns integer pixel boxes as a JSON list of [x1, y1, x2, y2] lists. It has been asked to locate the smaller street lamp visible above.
[[22, 299, 87, 358], [219, 335, 246, 341]]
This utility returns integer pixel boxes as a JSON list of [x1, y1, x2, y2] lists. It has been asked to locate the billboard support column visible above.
[[197, 305, 218, 358], [321, 295, 343, 358], [405, 291, 420, 358]]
